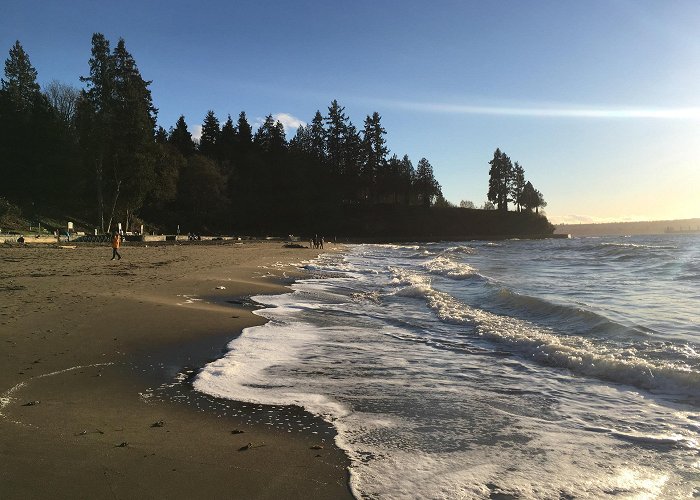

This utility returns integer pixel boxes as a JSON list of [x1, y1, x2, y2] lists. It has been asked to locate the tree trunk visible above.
[[95, 157, 104, 233], [106, 179, 121, 234]]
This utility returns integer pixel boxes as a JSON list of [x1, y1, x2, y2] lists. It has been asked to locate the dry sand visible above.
[[0, 240, 352, 499]]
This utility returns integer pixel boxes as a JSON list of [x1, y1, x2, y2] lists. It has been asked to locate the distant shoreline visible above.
[[554, 217, 700, 237]]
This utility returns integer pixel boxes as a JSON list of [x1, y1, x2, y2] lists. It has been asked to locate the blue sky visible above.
[[3, 0, 699, 223]]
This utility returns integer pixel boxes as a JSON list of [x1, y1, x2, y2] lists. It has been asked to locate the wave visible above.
[[422, 256, 482, 280], [441, 245, 477, 255], [490, 287, 654, 338], [389, 268, 700, 399]]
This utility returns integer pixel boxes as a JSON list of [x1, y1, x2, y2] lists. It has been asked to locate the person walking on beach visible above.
[[111, 231, 122, 260]]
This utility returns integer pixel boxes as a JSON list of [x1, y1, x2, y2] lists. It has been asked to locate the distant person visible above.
[[319, 236, 324, 249], [17, 235, 25, 244], [111, 232, 122, 260]]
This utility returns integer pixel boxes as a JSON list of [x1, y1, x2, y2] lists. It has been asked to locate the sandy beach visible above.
[[0, 240, 352, 499]]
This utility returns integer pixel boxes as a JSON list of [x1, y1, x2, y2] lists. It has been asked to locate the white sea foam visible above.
[[422, 255, 480, 279]]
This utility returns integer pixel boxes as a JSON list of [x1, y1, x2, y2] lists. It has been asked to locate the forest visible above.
[[0, 35, 553, 239]]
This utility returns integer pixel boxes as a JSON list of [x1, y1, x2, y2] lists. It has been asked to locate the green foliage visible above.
[[487, 148, 513, 211], [1, 41, 41, 112], [169, 115, 195, 157], [198, 110, 220, 157], [487, 149, 547, 215], [414, 158, 442, 207]]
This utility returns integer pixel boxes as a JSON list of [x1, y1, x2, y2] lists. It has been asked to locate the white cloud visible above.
[[253, 113, 306, 136], [370, 98, 700, 120], [191, 124, 202, 143], [273, 113, 306, 133]]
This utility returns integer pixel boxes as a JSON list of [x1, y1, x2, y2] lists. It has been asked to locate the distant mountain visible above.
[[554, 218, 700, 237]]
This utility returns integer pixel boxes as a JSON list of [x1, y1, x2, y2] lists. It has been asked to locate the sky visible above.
[[2, 0, 699, 224]]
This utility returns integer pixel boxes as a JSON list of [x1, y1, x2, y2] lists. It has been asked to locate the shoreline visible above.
[[0, 241, 353, 499]]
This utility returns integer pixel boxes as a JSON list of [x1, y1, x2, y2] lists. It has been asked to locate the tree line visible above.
[[0, 35, 550, 237]]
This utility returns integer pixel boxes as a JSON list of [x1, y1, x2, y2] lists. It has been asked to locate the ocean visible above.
[[193, 235, 700, 499]]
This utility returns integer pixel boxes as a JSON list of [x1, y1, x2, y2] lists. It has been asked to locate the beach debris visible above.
[[151, 420, 165, 428], [22, 400, 40, 406], [75, 429, 104, 436], [215, 286, 226, 290], [238, 442, 265, 451], [230, 429, 245, 434], [116, 442, 129, 447], [310, 445, 324, 450]]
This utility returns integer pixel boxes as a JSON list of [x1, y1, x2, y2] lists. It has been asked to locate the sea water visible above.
[[194, 235, 700, 499]]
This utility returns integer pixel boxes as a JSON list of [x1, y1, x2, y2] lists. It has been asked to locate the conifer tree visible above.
[[399, 154, 415, 205], [217, 114, 236, 162], [521, 181, 538, 212], [362, 111, 388, 202], [414, 158, 441, 207], [236, 111, 252, 146], [108, 38, 157, 232], [325, 100, 349, 176], [77, 33, 114, 230], [487, 148, 513, 211], [511, 161, 526, 212], [254, 114, 277, 152], [198, 110, 220, 158], [169, 115, 195, 157], [155, 126, 168, 144], [1, 41, 41, 112], [0, 41, 64, 202], [309, 110, 325, 160]]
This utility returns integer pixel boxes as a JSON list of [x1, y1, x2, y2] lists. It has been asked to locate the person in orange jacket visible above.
[[111, 232, 122, 260]]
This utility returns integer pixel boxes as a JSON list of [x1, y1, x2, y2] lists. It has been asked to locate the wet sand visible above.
[[0, 240, 352, 499]]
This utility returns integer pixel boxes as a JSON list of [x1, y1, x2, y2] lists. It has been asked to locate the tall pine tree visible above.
[[198, 110, 220, 158]]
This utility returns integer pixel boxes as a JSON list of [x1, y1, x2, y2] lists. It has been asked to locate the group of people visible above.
[[310, 235, 324, 249]]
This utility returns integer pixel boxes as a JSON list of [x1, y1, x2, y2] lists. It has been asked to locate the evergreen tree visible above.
[[324, 100, 349, 176], [487, 148, 513, 211], [0, 41, 67, 203], [236, 111, 252, 146], [511, 161, 526, 212], [535, 189, 547, 213], [1, 41, 41, 112], [341, 123, 363, 203], [177, 154, 228, 227], [218, 114, 236, 162], [399, 154, 415, 205], [198, 110, 220, 158], [521, 181, 538, 212], [169, 115, 195, 157], [254, 114, 277, 152], [107, 38, 157, 232], [149, 143, 184, 208], [155, 126, 168, 144], [309, 110, 325, 160], [414, 158, 441, 207], [361, 111, 388, 202], [289, 124, 311, 154], [77, 33, 114, 230]]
